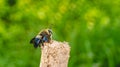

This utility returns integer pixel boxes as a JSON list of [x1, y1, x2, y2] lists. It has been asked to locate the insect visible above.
[[30, 29, 52, 48]]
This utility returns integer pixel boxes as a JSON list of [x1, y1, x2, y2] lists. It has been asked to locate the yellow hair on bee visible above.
[[38, 29, 52, 42]]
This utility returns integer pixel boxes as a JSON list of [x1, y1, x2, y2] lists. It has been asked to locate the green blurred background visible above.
[[0, 0, 120, 67]]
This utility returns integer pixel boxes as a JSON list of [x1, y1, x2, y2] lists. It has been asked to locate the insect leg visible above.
[[41, 40, 44, 46]]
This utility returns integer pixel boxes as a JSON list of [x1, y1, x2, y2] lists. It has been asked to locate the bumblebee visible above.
[[30, 29, 52, 48]]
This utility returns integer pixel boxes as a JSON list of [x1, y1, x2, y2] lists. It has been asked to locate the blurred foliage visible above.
[[0, 0, 120, 67]]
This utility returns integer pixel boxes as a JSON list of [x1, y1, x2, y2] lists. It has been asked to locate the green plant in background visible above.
[[0, 0, 120, 67]]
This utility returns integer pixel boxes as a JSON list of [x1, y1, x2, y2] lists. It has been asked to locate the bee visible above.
[[30, 29, 52, 48]]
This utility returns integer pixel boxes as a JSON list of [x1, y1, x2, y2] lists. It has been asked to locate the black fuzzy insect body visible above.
[[30, 29, 52, 48]]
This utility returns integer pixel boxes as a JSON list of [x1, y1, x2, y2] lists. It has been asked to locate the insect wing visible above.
[[34, 38, 41, 48], [30, 37, 35, 44], [42, 36, 48, 42]]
